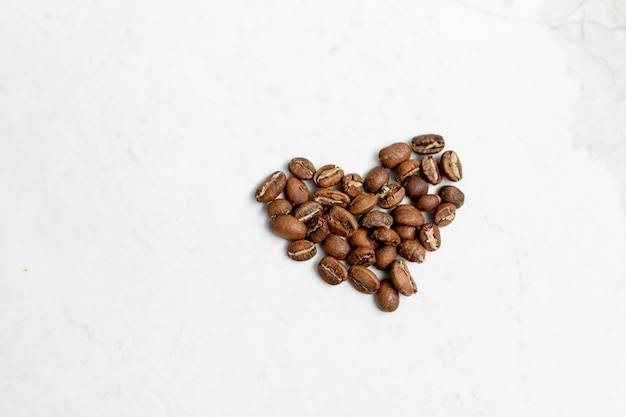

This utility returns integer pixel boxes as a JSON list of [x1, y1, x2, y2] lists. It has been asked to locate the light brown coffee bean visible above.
[[440, 150, 462, 182], [348, 228, 378, 250], [363, 166, 389, 193], [398, 240, 426, 263], [376, 279, 399, 312], [325, 206, 358, 237], [347, 246, 376, 267], [288, 157, 316, 180], [389, 259, 417, 296], [306, 216, 330, 243], [374, 245, 397, 270], [349, 193, 379, 216], [287, 240, 317, 261], [395, 159, 421, 184], [377, 183, 405, 209], [285, 177, 310, 206], [421, 155, 442, 185], [379, 142, 411, 169], [348, 265, 380, 294], [294, 201, 324, 222], [419, 223, 441, 251], [371, 227, 401, 246], [404, 175, 429, 200], [361, 210, 393, 228], [411, 134, 445, 154], [255, 171, 287, 203], [434, 202, 456, 227], [318, 256, 348, 285], [313, 189, 350, 208], [416, 194, 441, 212], [341, 173, 364, 198], [439, 185, 465, 208], [322, 233, 351, 260], [394, 224, 417, 241], [267, 198, 292, 218], [392, 204, 425, 227], [313, 164, 344, 188], [269, 214, 307, 241]]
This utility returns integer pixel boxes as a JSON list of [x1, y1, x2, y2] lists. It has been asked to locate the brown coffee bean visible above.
[[294, 201, 324, 222], [392, 204, 425, 227], [416, 194, 441, 212], [348, 265, 380, 294], [439, 185, 465, 208], [377, 183, 405, 209], [322, 233, 351, 260], [404, 175, 429, 200], [313, 189, 350, 208], [288, 157, 316, 180], [341, 173, 364, 198], [306, 216, 330, 243], [395, 159, 421, 184], [419, 223, 441, 251], [285, 177, 310, 206], [398, 240, 426, 263], [318, 256, 348, 285], [371, 227, 401, 246], [421, 155, 442, 185], [440, 150, 462, 182], [394, 224, 417, 241], [269, 214, 307, 241], [361, 210, 393, 228], [434, 203, 456, 227], [348, 193, 379, 216], [348, 228, 378, 250], [347, 246, 376, 267], [255, 171, 287, 203], [379, 142, 411, 169], [374, 245, 397, 270], [313, 164, 344, 188], [411, 134, 445, 154], [287, 240, 317, 261], [267, 198, 292, 218], [363, 166, 389, 193], [389, 259, 417, 296], [376, 279, 399, 312], [325, 206, 358, 237]]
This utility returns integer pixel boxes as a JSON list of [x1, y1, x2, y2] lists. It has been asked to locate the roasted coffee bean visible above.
[[392, 205, 425, 227], [349, 193, 379, 216], [306, 216, 330, 243], [325, 206, 358, 237], [419, 223, 441, 251], [341, 173, 364, 198], [363, 166, 389, 193], [348, 228, 378, 250], [379, 142, 411, 169], [267, 198, 292, 218], [313, 189, 350, 208], [374, 245, 397, 270], [389, 259, 417, 296], [347, 246, 376, 267], [440, 150, 462, 182], [404, 175, 429, 200], [294, 201, 324, 222], [288, 157, 316, 180], [398, 240, 426, 263], [395, 159, 421, 184], [371, 227, 401, 246], [322, 233, 351, 260], [416, 194, 441, 212], [269, 214, 307, 241], [348, 265, 380, 294], [285, 177, 310, 206], [287, 240, 317, 261], [421, 155, 442, 185], [318, 256, 348, 285], [255, 171, 287, 203], [376, 279, 399, 312], [411, 134, 445, 154], [377, 183, 405, 209], [439, 185, 465, 208], [434, 202, 456, 227], [313, 164, 344, 188], [394, 224, 417, 241], [361, 210, 393, 228]]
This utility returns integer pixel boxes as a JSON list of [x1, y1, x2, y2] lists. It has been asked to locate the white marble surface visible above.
[[1, 0, 626, 415]]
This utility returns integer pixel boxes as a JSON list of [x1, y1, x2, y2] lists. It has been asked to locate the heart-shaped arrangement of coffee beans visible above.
[[254, 134, 464, 312]]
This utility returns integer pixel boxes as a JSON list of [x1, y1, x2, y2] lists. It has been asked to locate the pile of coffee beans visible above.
[[254, 134, 465, 312]]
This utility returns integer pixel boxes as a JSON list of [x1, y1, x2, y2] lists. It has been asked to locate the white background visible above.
[[2, 0, 626, 416]]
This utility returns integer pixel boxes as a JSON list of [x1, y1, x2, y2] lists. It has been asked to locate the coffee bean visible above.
[[364, 166, 389, 193], [347, 246, 376, 267], [395, 159, 421, 184], [391, 204, 425, 227], [439, 185, 465, 208], [371, 227, 401, 246], [294, 201, 324, 222], [348, 193, 379, 216], [285, 177, 310, 206], [394, 224, 417, 241], [267, 198, 292, 218], [379, 142, 411, 169], [288, 157, 316, 180], [341, 173, 364, 198], [416, 194, 441, 212], [434, 202, 456, 227], [411, 134, 445, 154], [255, 171, 287, 203], [325, 206, 358, 237], [348, 265, 380, 294], [269, 214, 307, 241], [389, 259, 417, 296], [360, 210, 393, 228], [321, 234, 352, 260], [348, 228, 378, 250], [374, 245, 397, 270], [313, 189, 350, 208], [440, 150, 462, 181], [421, 155, 442, 185], [419, 223, 441, 251], [377, 183, 405, 209], [306, 216, 330, 243], [313, 164, 344, 188], [376, 279, 400, 312], [287, 240, 317, 261], [404, 175, 429, 200], [318, 256, 348, 285], [398, 240, 426, 263]]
